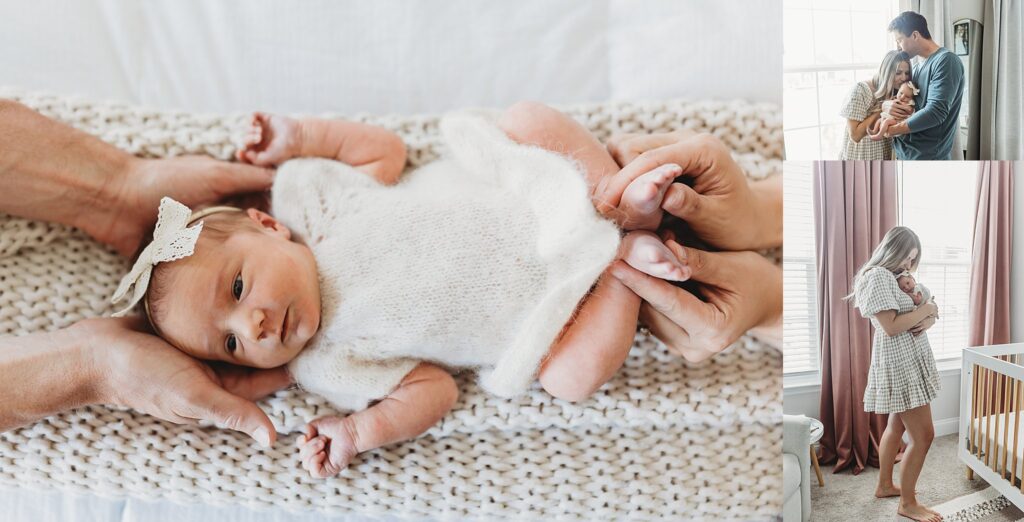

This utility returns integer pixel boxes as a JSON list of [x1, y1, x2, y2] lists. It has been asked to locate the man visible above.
[[875, 11, 965, 160]]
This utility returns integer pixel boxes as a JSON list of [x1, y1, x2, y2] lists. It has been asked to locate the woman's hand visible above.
[[600, 132, 781, 251], [79, 317, 291, 445], [609, 240, 782, 362], [909, 315, 936, 336], [95, 156, 275, 256]]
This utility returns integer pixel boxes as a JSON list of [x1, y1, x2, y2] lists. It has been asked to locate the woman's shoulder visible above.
[[859, 266, 897, 289]]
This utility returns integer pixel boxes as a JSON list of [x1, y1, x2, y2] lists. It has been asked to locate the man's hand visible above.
[[94, 156, 274, 256], [882, 100, 914, 120], [79, 317, 291, 445]]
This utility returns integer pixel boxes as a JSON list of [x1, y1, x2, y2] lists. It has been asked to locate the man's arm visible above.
[[0, 318, 289, 444], [901, 54, 962, 133], [0, 99, 136, 247], [0, 328, 99, 432], [0, 99, 274, 256]]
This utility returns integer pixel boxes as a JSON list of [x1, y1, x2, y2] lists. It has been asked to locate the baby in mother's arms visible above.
[[110, 102, 694, 478]]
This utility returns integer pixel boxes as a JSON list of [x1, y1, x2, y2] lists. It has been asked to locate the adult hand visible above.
[[909, 315, 936, 336], [96, 156, 274, 256], [78, 317, 291, 445], [601, 132, 781, 251], [881, 100, 913, 120], [608, 239, 782, 362]]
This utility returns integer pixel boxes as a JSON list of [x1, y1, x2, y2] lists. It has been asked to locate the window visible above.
[[783, 163, 978, 382], [783, 0, 902, 159], [898, 163, 977, 364], [783, 162, 818, 377]]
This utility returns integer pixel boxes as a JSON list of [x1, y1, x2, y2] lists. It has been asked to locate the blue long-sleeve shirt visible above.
[[893, 47, 965, 160]]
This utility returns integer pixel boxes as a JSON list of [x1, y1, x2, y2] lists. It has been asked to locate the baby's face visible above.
[[897, 83, 915, 102], [897, 275, 916, 293], [156, 209, 321, 368]]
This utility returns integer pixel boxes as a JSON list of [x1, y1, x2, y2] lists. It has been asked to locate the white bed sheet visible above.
[[0, 0, 781, 115], [0, 1, 781, 520]]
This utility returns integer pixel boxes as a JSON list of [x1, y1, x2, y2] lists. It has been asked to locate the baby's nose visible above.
[[248, 308, 269, 340]]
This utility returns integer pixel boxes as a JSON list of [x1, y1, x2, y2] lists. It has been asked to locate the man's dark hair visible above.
[[888, 11, 931, 39]]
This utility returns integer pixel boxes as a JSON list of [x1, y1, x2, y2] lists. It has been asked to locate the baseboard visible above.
[[934, 417, 960, 437]]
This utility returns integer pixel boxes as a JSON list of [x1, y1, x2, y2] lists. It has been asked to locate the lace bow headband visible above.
[[110, 197, 239, 317]]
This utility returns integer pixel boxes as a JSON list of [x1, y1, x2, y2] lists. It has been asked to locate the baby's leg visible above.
[[498, 101, 640, 402], [618, 163, 681, 230], [877, 117, 895, 138]]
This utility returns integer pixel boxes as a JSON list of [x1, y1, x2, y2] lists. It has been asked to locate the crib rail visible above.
[[961, 345, 1024, 509]]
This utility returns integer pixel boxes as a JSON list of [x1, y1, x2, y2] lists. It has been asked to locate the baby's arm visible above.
[[238, 112, 407, 184], [296, 362, 457, 478]]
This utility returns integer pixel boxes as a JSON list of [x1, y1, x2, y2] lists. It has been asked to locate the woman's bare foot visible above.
[[898, 502, 942, 522], [620, 231, 688, 281], [236, 112, 301, 167], [875, 484, 901, 498], [618, 163, 681, 230]]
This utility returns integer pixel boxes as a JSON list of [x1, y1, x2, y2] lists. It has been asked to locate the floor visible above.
[[810, 433, 1024, 520]]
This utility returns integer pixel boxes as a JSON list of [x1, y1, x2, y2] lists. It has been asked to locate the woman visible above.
[[849, 226, 941, 522], [838, 50, 911, 160]]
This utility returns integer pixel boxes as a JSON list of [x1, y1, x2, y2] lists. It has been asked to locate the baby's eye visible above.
[[226, 334, 238, 354], [232, 274, 243, 300]]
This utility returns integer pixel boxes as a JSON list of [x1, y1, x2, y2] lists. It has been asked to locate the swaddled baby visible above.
[[110, 104, 689, 478], [896, 270, 931, 306], [874, 81, 919, 138]]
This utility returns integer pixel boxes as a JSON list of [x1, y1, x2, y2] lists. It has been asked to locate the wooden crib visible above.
[[960, 344, 1024, 509]]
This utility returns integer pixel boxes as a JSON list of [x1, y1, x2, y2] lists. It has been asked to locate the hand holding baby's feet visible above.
[[237, 112, 300, 167], [297, 416, 359, 478], [618, 163, 681, 231], [620, 231, 689, 282]]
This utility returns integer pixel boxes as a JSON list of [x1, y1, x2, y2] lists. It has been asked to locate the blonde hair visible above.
[[846, 226, 922, 304], [872, 50, 911, 103]]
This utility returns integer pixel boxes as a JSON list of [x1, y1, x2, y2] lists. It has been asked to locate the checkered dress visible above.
[[855, 266, 940, 414], [838, 82, 893, 160]]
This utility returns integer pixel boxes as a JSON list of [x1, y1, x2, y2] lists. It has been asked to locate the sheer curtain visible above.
[[980, 0, 1024, 159], [814, 161, 901, 474]]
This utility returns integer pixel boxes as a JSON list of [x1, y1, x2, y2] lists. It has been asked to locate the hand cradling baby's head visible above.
[[143, 209, 322, 368]]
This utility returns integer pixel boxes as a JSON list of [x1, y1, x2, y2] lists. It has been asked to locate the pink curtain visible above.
[[814, 161, 899, 475], [968, 162, 1014, 347]]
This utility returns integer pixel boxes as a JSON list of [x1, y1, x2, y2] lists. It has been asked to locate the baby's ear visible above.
[[245, 208, 292, 240]]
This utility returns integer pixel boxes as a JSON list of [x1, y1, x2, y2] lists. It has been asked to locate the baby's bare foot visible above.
[[874, 484, 901, 498], [236, 112, 300, 167], [620, 231, 688, 282], [898, 502, 942, 522], [619, 163, 682, 231]]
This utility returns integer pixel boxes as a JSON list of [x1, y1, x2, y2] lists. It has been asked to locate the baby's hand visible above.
[[297, 415, 359, 478], [237, 112, 301, 167]]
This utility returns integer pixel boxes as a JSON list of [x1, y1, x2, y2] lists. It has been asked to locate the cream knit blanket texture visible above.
[[0, 89, 782, 520]]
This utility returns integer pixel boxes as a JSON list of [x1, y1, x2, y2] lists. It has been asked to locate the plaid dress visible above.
[[838, 81, 893, 160], [855, 266, 940, 414]]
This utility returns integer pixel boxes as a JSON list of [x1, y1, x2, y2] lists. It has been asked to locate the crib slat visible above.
[[986, 365, 994, 466], [995, 365, 1004, 473], [1013, 375, 1021, 487], [1003, 364, 1012, 478], [973, 364, 981, 456], [975, 364, 984, 458]]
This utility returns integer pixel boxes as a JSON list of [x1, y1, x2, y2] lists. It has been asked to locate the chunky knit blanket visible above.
[[0, 89, 783, 520]]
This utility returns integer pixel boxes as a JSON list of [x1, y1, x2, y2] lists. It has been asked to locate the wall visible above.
[[948, 0, 984, 24]]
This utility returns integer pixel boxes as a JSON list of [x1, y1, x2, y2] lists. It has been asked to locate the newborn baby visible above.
[[896, 271, 931, 306], [874, 81, 918, 138], [110, 103, 688, 478]]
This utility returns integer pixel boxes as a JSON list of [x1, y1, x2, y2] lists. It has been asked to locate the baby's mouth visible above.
[[281, 307, 290, 344]]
